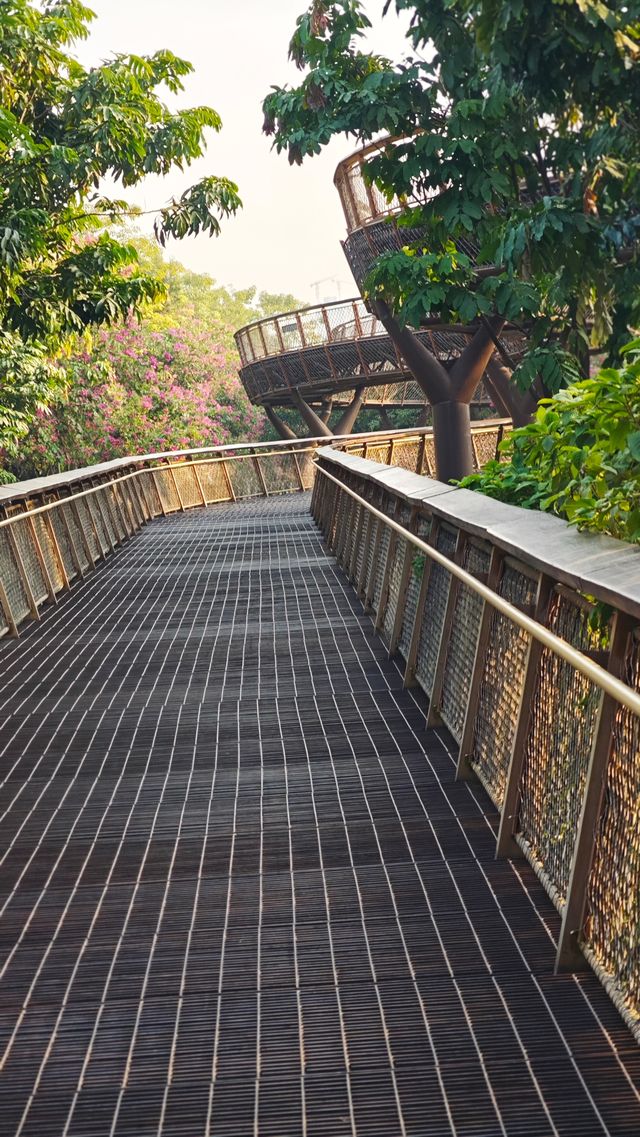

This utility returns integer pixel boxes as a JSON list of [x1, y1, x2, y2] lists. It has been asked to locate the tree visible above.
[[0, 0, 241, 457], [262, 0, 640, 479], [460, 341, 640, 544]]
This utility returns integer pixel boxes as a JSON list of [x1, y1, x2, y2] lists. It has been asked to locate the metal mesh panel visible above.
[[228, 457, 262, 499], [71, 497, 100, 563], [152, 468, 181, 513], [398, 517, 434, 659], [415, 526, 458, 696], [440, 544, 491, 743], [470, 566, 539, 806], [262, 454, 301, 494], [391, 440, 420, 472], [196, 461, 230, 504], [103, 484, 127, 541], [97, 486, 120, 545], [0, 529, 30, 624], [355, 509, 370, 583], [472, 429, 501, 469], [172, 465, 203, 509], [382, 535, 407, 643], [62, 502, 90, 571], [49, 506, 79, 580], [372, 526, 390, 615], [421, 437, 436, 476], [366, 443, 392, 465], [517, 591, 605, 907], [584, 632, 640, 1027], [140, 471, 163, 517], [7, 515, 47, 603], [32, 514, 64, 592], [86, 493, 111, 554], [364, 517, 380, 596]]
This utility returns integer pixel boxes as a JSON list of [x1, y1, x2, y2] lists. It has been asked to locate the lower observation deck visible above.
[[1, 497, 639, 1137]]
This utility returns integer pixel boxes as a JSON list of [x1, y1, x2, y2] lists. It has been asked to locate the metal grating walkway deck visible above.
[[0, 495, 639, 1137]]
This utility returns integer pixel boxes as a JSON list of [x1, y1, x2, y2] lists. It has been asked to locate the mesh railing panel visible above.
[[421, 437, 436, 476], [86, 493, 112, 554], [8, 515, 48, 604], [261, 453, 302, 495], [584, 632, 640, 1026], [32, 515, 64, 592], [72, 497, 100, 563], [366, 443, 392, 464], [415, 525, 458, 696], [517, 591, 606, 907], [153, 468, 181, 513], [173, 465, 204, 509], [197, 461, 230, 504], [49, 507, 79, 581], [0, 529, 30, 625], [140, 471, 163, 516], [440, 544, 491, 743], [470, 566, 539, 806], [391, 440, 420, 473], [372, 526, 390, 615], [472, 429, 501, 468], [62, 502, 90, 572], [98, 486, 121, 545], [364, 517, 379, 596], [382, 535, 407, 643], [397, 516, 433, 660], [228, 457, 263, 499]]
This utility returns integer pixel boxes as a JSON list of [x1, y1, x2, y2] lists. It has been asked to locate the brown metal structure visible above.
[[235, 297, 521, 414], [2, 442, 640, 1133], [314, 445, 640, 1045]]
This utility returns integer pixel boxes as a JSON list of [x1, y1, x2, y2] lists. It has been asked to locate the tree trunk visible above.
[[432, 402, 475, 482]]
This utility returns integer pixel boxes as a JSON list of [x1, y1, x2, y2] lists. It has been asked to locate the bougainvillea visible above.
[[10, 315, 264, 479]]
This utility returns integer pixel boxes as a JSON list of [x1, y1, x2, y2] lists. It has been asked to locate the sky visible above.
[[77, 1, 411, 306]]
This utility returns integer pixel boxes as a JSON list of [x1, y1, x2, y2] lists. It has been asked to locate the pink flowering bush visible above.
[[12, 315, 264, 478]]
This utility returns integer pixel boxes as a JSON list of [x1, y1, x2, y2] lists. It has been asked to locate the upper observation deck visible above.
[[1, 436, 640, 1136], [235, 297, 520, 415]]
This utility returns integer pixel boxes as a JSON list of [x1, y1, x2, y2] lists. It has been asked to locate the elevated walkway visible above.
[[1, 493, 640, 1136]]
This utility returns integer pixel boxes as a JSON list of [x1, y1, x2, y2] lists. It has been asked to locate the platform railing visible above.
[[0, 426, 508, 640], [312, 446, 640, 1040]]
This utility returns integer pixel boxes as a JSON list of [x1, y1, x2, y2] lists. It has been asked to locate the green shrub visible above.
[[460, 342, 640, 544]]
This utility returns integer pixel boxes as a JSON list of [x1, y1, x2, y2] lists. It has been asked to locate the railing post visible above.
[[6, 525, 40, 621], [167, 464, 185, 512], [152, 470, 168, 516], [25, 512, 57, 603], [57, 500, 85, 578], [189, 459, 207, 508], [364, 513, 385, 613], [456, 548, 504, 780], [252, 450, 269, 497], [94, 485, 118, 548], [221, 459, 236, 503], [43, 512, 71, 590], [555, 611, 635, 972], [496, 574, 555, 858], [69, 500, 96, 568], [348, 500, 366, 582]]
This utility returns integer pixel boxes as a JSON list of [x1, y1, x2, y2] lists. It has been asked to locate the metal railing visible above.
[[0, 426, 511, 640], [235, 298, 524, 407], [312, 446, 640, 1040]]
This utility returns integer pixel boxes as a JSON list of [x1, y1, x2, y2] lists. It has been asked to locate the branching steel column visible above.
[[290, 389, 333, 437], [264, 406, 300, 441], [333, 385, 366, 436]]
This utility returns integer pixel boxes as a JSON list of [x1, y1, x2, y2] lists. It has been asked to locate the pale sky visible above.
[[78, 1, 411, 305]]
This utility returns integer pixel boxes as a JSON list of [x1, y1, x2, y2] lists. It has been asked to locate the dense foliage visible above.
[[263, 0, 640, 395], [460, 343, 640, 543], [12, 316, 263, 478], [0, 0, 241, 456]]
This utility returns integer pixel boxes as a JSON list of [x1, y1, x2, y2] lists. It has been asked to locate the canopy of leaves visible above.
[[460, 342, 640, 543], [3, 245, 302, 479], [0, 0, 241, 454], [263, 0, 640, 390]]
